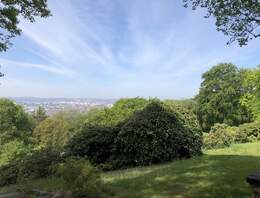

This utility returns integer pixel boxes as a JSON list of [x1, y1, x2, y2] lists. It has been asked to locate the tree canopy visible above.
[[0, 0, 50, 52], [240, 66, 260, 120], [32, 106, 48, 125], [0, 99, 33, 144], [184, 0, 260, 46], [196, 63, 252, 132]]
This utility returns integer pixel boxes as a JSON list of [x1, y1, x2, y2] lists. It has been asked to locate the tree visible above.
[[240, 66, 260, 120], [196, 63, 252, 132], [0, 99, 33, 144], [82, 98, 148, 127], [33, 114, 71, 151], [0, 0, 50, 52], [33, 106, 48, 125], [184, 0, 260, 46]]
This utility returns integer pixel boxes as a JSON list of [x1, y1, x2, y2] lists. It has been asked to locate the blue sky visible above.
[[0, 0, 259, 99]]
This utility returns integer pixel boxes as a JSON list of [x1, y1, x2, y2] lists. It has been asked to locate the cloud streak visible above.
[[1, 0, 260, 98]]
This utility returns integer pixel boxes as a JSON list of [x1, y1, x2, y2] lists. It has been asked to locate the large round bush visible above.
[[203, 123, 237, 149], [113, 101, 203, 168]]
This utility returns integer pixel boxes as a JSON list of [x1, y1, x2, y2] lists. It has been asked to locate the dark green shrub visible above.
[[0, 147, 61, 186], [113, 101, 203, 168], [18, 147, 61, 179], [235, 121, 260, 143], [57, 158, 111, 198], [0, 160, 19, 186], [66, 125, 119, 168], [67, 100, 202, 169], [203, 123, 236, 149]]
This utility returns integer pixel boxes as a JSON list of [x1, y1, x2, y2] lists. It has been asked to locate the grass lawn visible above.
[[103, 142, 260, 198], [1, 142, 260, 198]]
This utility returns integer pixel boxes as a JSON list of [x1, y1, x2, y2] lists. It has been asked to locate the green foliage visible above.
[[32, 106, 48, 125], [184, 0, 260, 46], [33, 112, 73, 151], [196, 63, 252, 132], [0, 159, 19, 186], [235, 121, 260, 143], [0, 99, 33, 144], [203, 123, 236, 149], [83, 98, 148, 127], [66, 125, 119, 169], [0, 140, 29, 167], [164, 100, 201, 133], [114, 101, 202, 168], [165, 99, 197, 114], [0, 147, 61, 186], [240, 66, 260, 120], [67, 99, 202, 169], [18, 147, 61, 180], [57, 158, 111, 198], [0, 0, 50, 52]]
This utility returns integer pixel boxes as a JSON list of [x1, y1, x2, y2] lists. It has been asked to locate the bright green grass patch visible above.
[[103, 142, 260, 198], [1, 142, 260, 198]]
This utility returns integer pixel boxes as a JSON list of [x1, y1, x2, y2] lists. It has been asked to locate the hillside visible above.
[[103, 142, 260, 198], [1, 142, 260, 198]]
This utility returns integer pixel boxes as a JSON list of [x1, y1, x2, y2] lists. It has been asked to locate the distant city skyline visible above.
[[11, 97, 116, 115], [0, 0, 259, 99]]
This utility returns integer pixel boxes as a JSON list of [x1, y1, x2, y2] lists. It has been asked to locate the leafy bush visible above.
[[66, 125, 119, 169], [0, 159, 20, 186], [67, 100, 202, 169], [57, 158, 111, 198], [113, 101, 202, 168], [203, 123, 237, 149], [0, 147, 61, 186], [18, 147, 61, 179], [235, 121, 260, 143], [0, 140, 29, 167]]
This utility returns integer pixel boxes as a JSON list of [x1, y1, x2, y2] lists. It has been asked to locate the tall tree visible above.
[[0, 0, 50, 52], [184, 0, 260, 46], [196, 63, 252, 132], [240, 66, 260, 120]]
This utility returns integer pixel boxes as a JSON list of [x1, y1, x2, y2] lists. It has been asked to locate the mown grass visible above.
[[1, 142, 260, 197], [103, 142, 260, 198]]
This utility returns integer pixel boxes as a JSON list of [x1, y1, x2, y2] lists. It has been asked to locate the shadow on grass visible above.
[[106, 155, 260, 198]]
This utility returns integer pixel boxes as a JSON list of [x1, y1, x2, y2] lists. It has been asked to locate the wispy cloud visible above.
[[1, 0, 260, 98], [0, 58, 76, 77]]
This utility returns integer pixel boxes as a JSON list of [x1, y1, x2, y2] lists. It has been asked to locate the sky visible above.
[[0, 0, 259, 99]]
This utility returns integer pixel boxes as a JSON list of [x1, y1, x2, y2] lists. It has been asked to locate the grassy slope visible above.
[[1, 142, 260, 197], [103, 142, 260, 198]]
